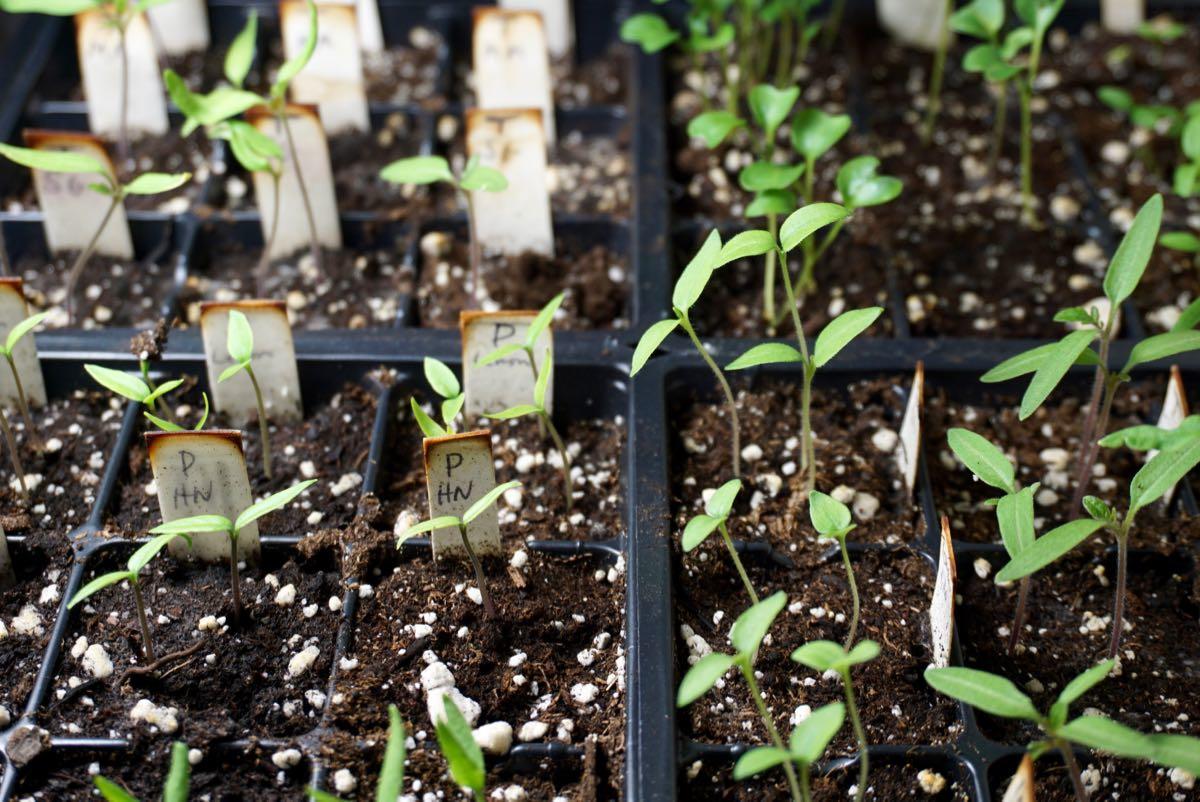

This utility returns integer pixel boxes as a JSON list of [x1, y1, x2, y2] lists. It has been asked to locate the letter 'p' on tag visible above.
[[466, 108, 554, 258], [281, 1, 369, 135], [423, 430, 503, 559], [473, 9, 555, 143], [75, 9, 168, 139], [461, 310, 553, 418], [0, 279, 47, 409], [147, 430, 260, 564], [199, 300, 303, 427]]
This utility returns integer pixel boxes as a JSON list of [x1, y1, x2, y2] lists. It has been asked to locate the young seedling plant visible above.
[[733, 700, 845, 802], [218, 309, 274, 479], [397, 480, 521, 620], [0, 311, 48, 451], [149, 479, 317, 625], [85, 363, 210, 433], [310, 704, 406, 802], [93, 740, 192, 802], [951, 0, 1021, 171], [436, 695, 487, 802], [925, 661, 1200, 802], [921, 0, 955, 143], [67, 532, 190, 662], [807, 491, 861, 648], [0, 143, 188, 324], [682, 478, 759, 603], [411, 357, 465, 438]]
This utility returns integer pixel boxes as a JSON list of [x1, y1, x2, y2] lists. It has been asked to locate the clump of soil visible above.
[[17, 249, 175, 330]]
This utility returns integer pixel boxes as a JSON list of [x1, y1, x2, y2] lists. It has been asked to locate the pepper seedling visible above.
[[678, 592, 805, 801], [925, 662, 1200, 802], [951, 0, 1020, 170], [380, 155, 508, 307], [682, 479, 759, 604], [218, 309, 273, 479], [920, 0, 955, 143], [84, 364, 210, 433], [149, 479, 317, 624], [398, 480, 521, 620], [0, 143, 189, 324], [93, 740, 192, 802], [310, 704, 406, 802], [733, 701, 845, 801], [791, 639, 879, 802], [68, 532, 191, 662], [129, 318, 177, 426], [436, 695, 487, 802], [411, 357, 465, 438], [0, 311, 47, 451], [807, 491, 861, 648]]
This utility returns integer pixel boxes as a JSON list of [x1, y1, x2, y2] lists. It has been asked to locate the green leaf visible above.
[[1054, 660, 1115, 710], [92, 776, 139, 802], [1083, 495, 1117, 522], [836, 156, 902, 209], [436, 696, 486, 796], [151, 514, 233, 536], [484, 404, 542, 421], [441, 395, 464, 429], [128, 532, 190, 576], [994, 519, 1105, 583], [225, 10, 258, 88], [163, 69, 204, 125], [1175, 163, 1198, 197], [235, 480, 318, 531], [682, 513, 721, 551], [1161, 232, 1200, 253], [460, 161, 508, 193], [631, 319, 680, 376], [380, 156, 454, 186], [731, 591, 787, 657], [996, 485, 1037, 557], [217, 362, 247, 383], [85, 364, 151, 403], [748, 84, 800, 143], [163, 741, 191, 802], [677, 652, 735, 706], [377, 705, 407, 802], [1054, 306, 1098, 325], [142, 377, 183, 407], [808, 490, 852, 536], [1059, 716, 1153, 760], [619, 12, 680, 53], [791, 109, 851, 162], [68, 570, 133, 610], [923, 666, 1041, 720], [732, 746, 791, 779], [272, 0, 317, 98], [1103, 194, 1163, 306], [424, 357, 460, 399], [123, 171, 191, 196], [1101, 418, 1200, 452], [476, 343, 525, 368], [947, 428, 1015, 493], [0, 142, 108, 176], [686, 111, 745, 149], [687, 20, 735, 53], [789, 702, 846, 764], [308, 790, 345, 802], [745, 189, 796, 217], [525, 293, 564, 348], [464, 480, 522, 523], [779, 203, 849, 253], [411, 398, 448, 438], [1173, 298, 1200, 333], [1148, 734, 1200, 776], [716, 230, 777, 266], [1019, 329, 1098, 420], [1183, 115, 1200, 161], [226, 120, 281, 175], [812, 307, 882, 367], [981, 341, 1099, 383], [791, 639, 846, 673], [145, 411, 184, 432], [842, 640, 881, 668], [225, 309, 254, 366], [1130, 437, 1200, 513], [950, 0, 1004, 39], [1122, 330, 1200, 373], [398, 515, 462, 542], [533, 349, 552, 409], [1097, 85, 1134, 113], [705, 479, 742, 519], [1014, 0, 1064, 33], [0, 0, 96, 13], [1, 311, 45, 355], [725, 342, 805, 370], [673, 230, 722, 312]]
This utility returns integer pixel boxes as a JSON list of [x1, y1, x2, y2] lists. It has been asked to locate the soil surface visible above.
[[991, 752, 1194, 801], [362, 27, 445, 106], [17, 247, 176, 330]]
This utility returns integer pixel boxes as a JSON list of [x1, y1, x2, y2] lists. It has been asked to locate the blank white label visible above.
[[461, 310, 553, 419], [473, 9, 555, 143], [282, 1, 369, 135], [424, 430, 503, 558], [147, 0, 210, 56], [1102, 0, 1144, 33], [930, 517, 955, 669], [1001, 755, 1035, 802], [467, 108, 554, 257], [1151, 366, 1189, 506], [876, 0, 949, 51], [76, 10, 169, 139], [498, 0, 573, 58], [199, 301, 303, 427], [897, 362, 924, 498], [0, 280, 46, 409], [321, 0, 385, 53]]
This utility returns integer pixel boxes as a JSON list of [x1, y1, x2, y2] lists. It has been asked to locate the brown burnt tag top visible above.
[[897, 361, 924, 498], [472, 9, 555, 142], [0, 279, 46, 409], [280, 1, 368, 134], [146, 0, 210, 56], [75, 10, 168, 138], [466, 108, 554, 258], [460, 309, 553, 418], [498, 0, 573, 58], [422, 430, 503, 559], [199, 300, 303, 426], [930, 516, 956, 669]]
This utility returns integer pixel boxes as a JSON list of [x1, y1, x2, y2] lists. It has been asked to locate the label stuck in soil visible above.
[[199, 300, 303, 426], [0, 524, 13, 590], [147, 430, 261, 564], [0, 279, 47, 410], [422, 430, 503, 559], [323, 0, 385, 52], [281, 1, 369, 134], [22, 130, 133, 259], [498, 0, 573, 58], [1001, 754, 1035, 802], [930, 517, 955, 669], [75, 10, 169, 139], [146, 0, 210, 56], [472, 9, 556, 142], [1101, 0, 1144, 33], [897, 362, 924, 497], [1150, 366, 1189, 506], [466, 109, 555, 257], [247, 105, 342, 258], [877, 0, 950, 51], [461, 310, 554, 418]]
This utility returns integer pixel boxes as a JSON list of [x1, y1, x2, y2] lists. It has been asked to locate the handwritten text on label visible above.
[[423, 430, 503, 558]]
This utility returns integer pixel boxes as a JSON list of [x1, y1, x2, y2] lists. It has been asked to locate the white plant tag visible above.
[[322, 0, 385, 53], [1102, 0, 1144, 33], [199, 301, 303, 426], [897, 362, 924, 497], [0, 524, 13, 590], [0, 279, 47, 409], [876, 0, 950, 51], [147, 430, 260, 564], [423, 430, 503, 559], [466, 108, 554, 257], [23, 130, 133, 259], [461, 310, 553, 419], [930, 517, 955, 669], [498, 0, 573, 58], [1150, 366, 1189, 506], [282, 1, 369, 134], [1001, 755, 1035, 802], [147, 0, 210, 56], [473, 9, 555, 142], [247, 105, 342, 258], [75, 10, 168, 139]]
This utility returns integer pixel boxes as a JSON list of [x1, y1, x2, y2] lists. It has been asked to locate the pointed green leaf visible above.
[[716, 230, 777, 266], [631, 319, 680, 376], [1130, 437, 1200, 513], [1059, 715, 1153, 759], [218, 362, 247, 383], [377, 705, 407, 802], [705, 479, 742, 519], [1160, 232, 1200, 253], [85, 364, 151, 402], [226, 309, 254, 365], [272, 0, 317, 97], [1122, 330, 1200, 373], [411, 398, 447, 439], [150, 514, 233, 536], [923, 666, 1041, 720], [459, 162, 507, 192], [123, 171, 190, 196], [1148, 734, 1200, 776], [947, 428, 1015, 493], [791, 639, 845, 673], [732, 746, 791, 779], [996, 485, 1037, 556], [163, 741, 192, 802], [92, 776, 139, 802], [4, 311, 47, 353], [726, 342, 805, 370], [994, 519, 1105, 583], [686, 111, 745, 148], [484, 404, 542, 421], [398, 515, 462, 543], [441, 395, 464, 429], [234, 480, 318, 531], [128, 532, 190, 576], [423, 358, 460, 399], [789, 701, 846, 764], [813, 307, 882, 367], [476, 342, 525, 368], [436, 696, 486, 795], [738, 161, 805, 193], [682, 514, 721, 551], [731, 591, 787, 657], [1175, 298, 1200, 333], [143, 377, 184, 406], [463, 480, 522, 523], [1104, 194, 1163, 306], [69, 570, 133, 610], [1019, 329, 1097, 419], [1054, 660, 1115, 710], [524, 293, 564, 348], [673, 230, 722, 312], [809, 490, 852, 536], [380, 156, 454, 186], [225, 10, 258, 88], [533, 349, 551, 410], [0, 142, 107, 176], [791, 109, 851, 162], [779, 202, 849, 254], [677, 652, 736, 706]]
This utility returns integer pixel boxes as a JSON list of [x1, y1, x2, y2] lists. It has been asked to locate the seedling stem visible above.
[[842, 666, 869, 802], [245, 364, 272, 480], [679, 314, 741, 478], [66, 195, 121, 325], [921, 0, 954, 143], [457, 520, 496, 618], [718, 520, 758, 604], [741, 661, 804, 800], [3, 351, 42, 452], [278, 109, 324, 275], [1, 407, 27, 500]]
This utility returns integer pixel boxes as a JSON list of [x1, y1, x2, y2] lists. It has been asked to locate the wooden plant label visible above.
[[0, 524, 13, 590], [323, 0, 385, 53], [75, 10, 169, 139], [930, 517, 955, 669], [23, 130, 133, 259], [423, 430, 503, 559], [1151, 366, 1189, 506], [498, 0, 573, 58], [0, 279, 47, 409], [199, 301, 303, 426], [247, 105, 342, 258], [1001, 754, 1035, 802], [147, 430, 260, 563], [876, 0, 950, 51], [461, 310, 553, 418], [897, 361, 924, 498], [1101, 0, 1144, 33], [147, 0, 210, 56], [472, 9, 555, 142], [466, 108, 554, 258], [281, 1, 369, 135]]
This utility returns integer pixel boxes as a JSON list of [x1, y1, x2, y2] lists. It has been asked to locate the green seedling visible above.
[[1137, 15, 1187, 64], [217, 310, 273, 479], [93, 740, 192, 802], [129, 318, 178, 425], [0, 312, 48, 451], [411, 357, 465, 438], [951, 0, 1018, 170], [1095, 87, 1199, 186], [682, 479, 759, 603], [1160, 230, 1200, 270], [807, 491, 860, 648], [921, 0, 955, 143], [792, 640, 879, 802], [733, 701, 845, 802], [398, 481, 520, 619], [68, 532, 190, 662], [310, 704, 406, 802], [150, 479, 316, 624], [380, 155, 507, 307], [84, 364, 209, 433], [436, 695, 487, 802], [0, 143, 188, 324], [925, 662, 1200, 802], [678, 592, 805, 801], [621, 2, 734, 112]]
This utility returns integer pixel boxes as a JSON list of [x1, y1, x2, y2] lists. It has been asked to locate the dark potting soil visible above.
[[682, 756, 971, 801], [671, 378, 922, 550], [458, 46, 629, 110], [16, 248, 175, 330], [676, 549, 959, 750], [991, 752, 1193, 801], [39, 551, 341, 744], [363, 27, 445, 106], [925, 379, 1168, 545], [105, 380, 377, 538], [414, 237, 629, 330]]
